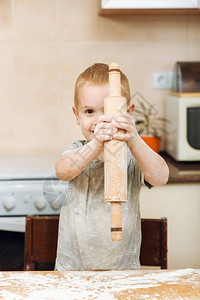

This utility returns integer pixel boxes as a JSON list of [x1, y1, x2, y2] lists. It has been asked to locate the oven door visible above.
[[0, 217, 25, 271], [0, 216, 25, 232]]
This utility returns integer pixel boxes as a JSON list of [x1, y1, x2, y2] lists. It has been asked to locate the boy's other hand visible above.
[[112, 112, 139, 148]]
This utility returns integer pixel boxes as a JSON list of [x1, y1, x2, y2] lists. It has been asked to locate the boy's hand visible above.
[[93, 115, 117, 148], [112, 112, 139, 148]]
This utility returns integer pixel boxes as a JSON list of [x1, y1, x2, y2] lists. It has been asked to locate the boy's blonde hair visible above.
[[74, 63, 131, 108]]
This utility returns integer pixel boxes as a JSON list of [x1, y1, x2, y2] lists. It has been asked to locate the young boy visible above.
[[55, 63, 169, 271]]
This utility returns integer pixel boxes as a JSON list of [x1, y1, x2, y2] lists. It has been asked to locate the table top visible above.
[[0, 269, 199, 299]]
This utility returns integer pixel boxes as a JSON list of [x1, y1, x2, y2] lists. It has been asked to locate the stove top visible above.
[[0, 156, 59, 180], [0, 156, 67, 224]]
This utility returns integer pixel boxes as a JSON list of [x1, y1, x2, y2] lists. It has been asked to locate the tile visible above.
[[14, 0, 56, 41], [187, 15, 200, 43], [57, 0, 98, 42], [8, 107, 82, 155], [186, 15, 200, 59], [12, 42, 59, 109], [0, 0, 13, 41], [0, 42, 14, 109], [0, 109, 14, 155], [57, 0, 188, 43]]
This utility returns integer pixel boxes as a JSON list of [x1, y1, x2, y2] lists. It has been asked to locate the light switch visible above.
[[153, 72, 173, 90]]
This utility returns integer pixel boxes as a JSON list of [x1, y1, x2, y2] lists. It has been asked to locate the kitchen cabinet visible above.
[[99, 0, 200, 15], [140, 183, 200, 269], [140, 152, 200, 269]]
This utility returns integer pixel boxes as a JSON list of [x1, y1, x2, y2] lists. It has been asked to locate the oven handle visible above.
[[0, 217, 26, 233]]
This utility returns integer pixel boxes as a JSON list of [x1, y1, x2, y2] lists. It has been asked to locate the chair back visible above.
[[140, 218, 167, 269], [24, 216, 167, 270], [24, 215, 59, 271]]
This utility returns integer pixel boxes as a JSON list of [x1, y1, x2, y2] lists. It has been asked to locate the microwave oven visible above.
[[165, 93, 200, 161]]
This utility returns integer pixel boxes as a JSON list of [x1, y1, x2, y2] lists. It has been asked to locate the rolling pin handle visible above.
[[110, 202, 122, 241]]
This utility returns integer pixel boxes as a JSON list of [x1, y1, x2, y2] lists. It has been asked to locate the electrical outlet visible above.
[[153, 72, 173, 90]]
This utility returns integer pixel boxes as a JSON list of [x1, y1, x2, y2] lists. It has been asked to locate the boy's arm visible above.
[[129, 135, 169, 186], [55, 139, 102, 181], [56, 115, 114, 181], [113, 113, 169, 186]]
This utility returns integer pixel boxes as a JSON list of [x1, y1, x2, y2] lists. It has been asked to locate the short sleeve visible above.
[[61, 140, 86, 155]]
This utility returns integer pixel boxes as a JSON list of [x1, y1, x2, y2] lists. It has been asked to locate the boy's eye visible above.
[[85, 109, 93, 114]]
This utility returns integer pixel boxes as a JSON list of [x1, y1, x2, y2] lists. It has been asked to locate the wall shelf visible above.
[[99, 0, 200, 15]]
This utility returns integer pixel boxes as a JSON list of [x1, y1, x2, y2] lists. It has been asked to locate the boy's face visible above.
[[73, 84, 109, 141]]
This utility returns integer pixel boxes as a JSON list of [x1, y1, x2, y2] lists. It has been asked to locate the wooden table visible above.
[[0, 269, 199, 299]]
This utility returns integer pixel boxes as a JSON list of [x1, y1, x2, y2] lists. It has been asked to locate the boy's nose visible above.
[[92, 121, 98, 131], [92, 116, 101, 131], [94, 114, 101, 125]]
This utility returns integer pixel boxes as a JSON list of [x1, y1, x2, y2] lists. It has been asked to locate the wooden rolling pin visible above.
[[104, 62, 127, 241]]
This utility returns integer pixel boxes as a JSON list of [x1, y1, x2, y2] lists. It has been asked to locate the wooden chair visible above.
[[140, 218, 167, 269], [24, 216, 167, 271], [24, 215, 59, 271]]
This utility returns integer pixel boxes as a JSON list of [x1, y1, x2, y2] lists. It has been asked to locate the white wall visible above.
[[140, 183, 200, 269]]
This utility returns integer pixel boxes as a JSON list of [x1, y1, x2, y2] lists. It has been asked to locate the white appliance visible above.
[[0, 156, 67, 233], [166, 94, 200, 161], [166, 61, 200, 161]]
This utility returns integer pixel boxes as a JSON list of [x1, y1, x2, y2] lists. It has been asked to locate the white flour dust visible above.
[[0, 268, 199, 300]]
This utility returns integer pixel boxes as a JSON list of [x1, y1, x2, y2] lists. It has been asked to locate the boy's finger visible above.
[[115, 113, 134, 122], [113, 116, 135, 127], [99, 115, 112, 123], [94, 134, 113, 142], [113, 133, 130, 141], [97, 122, 115, 130], [115, 112, 129, 118]]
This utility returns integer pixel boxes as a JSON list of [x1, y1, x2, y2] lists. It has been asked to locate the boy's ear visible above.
[[127, 103, 135, 114], [72, 106, 80, 125]]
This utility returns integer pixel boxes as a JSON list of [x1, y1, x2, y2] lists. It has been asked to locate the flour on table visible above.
[[0, 269, 199, 299]]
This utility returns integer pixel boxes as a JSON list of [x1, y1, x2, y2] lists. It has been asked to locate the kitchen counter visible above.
[[0, 269, 199, 299], [0, 155, 59, 180], [0, 154, 199, 183], [161, 152, 200, 183]]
